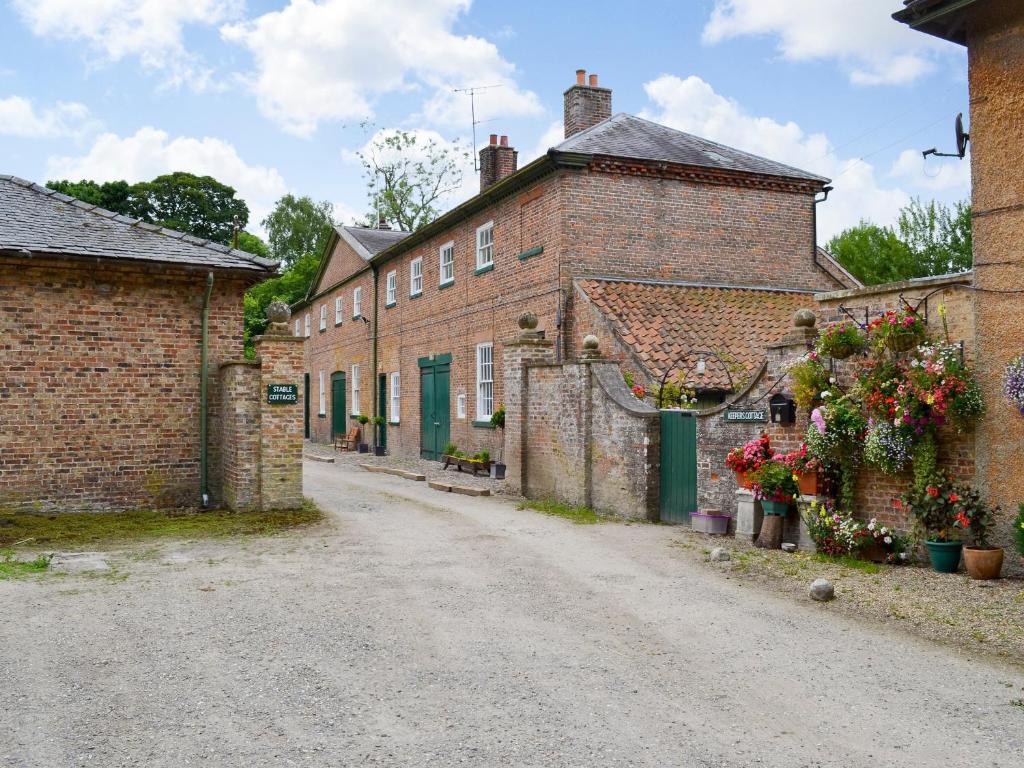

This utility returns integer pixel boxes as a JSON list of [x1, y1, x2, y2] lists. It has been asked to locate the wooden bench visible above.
[[335, 427, 360, 451]]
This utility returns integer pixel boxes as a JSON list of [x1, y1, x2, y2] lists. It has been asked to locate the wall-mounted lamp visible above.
[[696, 358, 706, 376]]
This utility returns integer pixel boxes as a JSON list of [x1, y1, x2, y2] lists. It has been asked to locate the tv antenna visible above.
[[922, 112, 970, 160], [454, 84, 503, 171]]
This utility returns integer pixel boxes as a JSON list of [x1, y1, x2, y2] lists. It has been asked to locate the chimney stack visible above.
[[479, 133, 518, 192], [564, 68, 612, 138]]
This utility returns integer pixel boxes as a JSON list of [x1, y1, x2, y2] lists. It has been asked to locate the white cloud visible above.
[[0, 96, 96, 138], [702, 0, 954, 86], [46, 127, 288, 232], [640, 74, 914, 239], [221, 0, 541, 138], [11, 0, 242, 88], [889, 148, 971, 193], [519, 120, 564, 165]]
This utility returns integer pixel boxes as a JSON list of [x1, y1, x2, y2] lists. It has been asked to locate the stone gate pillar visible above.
[[502, 312, 555, 495], [253, 301, 305, 511]]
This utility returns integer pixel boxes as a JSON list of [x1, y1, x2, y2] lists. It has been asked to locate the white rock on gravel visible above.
[[809, 578, 835, 602], [49, 552, 110, 573], [709, 547, 731, 562]]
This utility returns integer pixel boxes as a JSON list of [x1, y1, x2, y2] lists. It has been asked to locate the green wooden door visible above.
[[660, 410, 697, 523], [330, 372, 346, 441], [419, 355, 451, 459], [377, 374, 387, 450], [304, 373, 311, 439]]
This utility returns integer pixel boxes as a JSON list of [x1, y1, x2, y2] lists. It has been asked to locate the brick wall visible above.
[[220, 360, 261, 510], [0, 257, 251, 512], [255, 332, 305, 510]]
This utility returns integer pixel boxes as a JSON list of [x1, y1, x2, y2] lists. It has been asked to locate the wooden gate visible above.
[[419, 354, 451, 460], [659, 410, 697, 523]]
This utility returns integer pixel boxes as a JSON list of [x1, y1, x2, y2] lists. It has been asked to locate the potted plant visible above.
[[802, 500, 864, 556], [749, 458, 798, 517], [691, 509, 731, 535], [783, 354, 830, 410], [490, 405, 506, 479], [899, 475, 963, 573], [954, 485, 1003, 580], [815, 321, 865, 360], [867, 309, 926, 354], [441, 442, 459, 468], [725, 433, 772, 489], [781, 444, 824, 496], [356, 414, 370, 452], [372, 415, 386, 456], [1015, 505, 1024, 566]]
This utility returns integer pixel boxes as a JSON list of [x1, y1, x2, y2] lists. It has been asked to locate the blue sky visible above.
[[0, 0, 970, 242]]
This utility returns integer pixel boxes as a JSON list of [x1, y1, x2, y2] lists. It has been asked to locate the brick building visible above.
[[295, 70, 856, 461], [0, 175, 276, 511]]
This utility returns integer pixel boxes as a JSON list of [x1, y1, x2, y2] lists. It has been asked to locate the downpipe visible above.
[[200, 272, 214, 508]]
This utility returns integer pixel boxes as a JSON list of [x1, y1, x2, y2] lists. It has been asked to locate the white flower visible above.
[[867, 521, 876, 531], [880, 526, 888, 535], [884, 536, 893, 544], [894, 418, 901, 427], [829, 377, 836, 384], [821, 390, 832, 399]]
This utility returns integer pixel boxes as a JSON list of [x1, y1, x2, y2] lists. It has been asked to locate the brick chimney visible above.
[[479, 133, 518, 192], [564, 69, 612, 138]]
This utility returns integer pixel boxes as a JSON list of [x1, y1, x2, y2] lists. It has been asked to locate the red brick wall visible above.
[[314, 237, 369, 295], [0, 257, 251, 511]]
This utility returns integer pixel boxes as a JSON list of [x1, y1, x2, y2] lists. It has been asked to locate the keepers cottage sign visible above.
[[723, 407, 768, 423], [267, 384, 298, 404]]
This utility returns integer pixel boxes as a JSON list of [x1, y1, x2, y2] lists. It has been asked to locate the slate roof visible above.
[[341, 225, 409, 258], [0, 175, 277, 273], [578, 278, 817, 391], [553, 113, 829, 184]]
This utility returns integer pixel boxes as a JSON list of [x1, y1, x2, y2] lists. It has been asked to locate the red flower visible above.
[[955, 511, 971, 529], [948, 493, 960, 503], [892, 499, 903, 510], [926, 486, 939, 498]]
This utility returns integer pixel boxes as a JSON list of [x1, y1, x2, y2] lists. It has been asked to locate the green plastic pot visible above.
[[924, 540, 963, 573], [761, 500, 790, 516]]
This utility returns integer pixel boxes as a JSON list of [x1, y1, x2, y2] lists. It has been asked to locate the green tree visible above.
[[827, 198, 972, 285], [46, 179, 132, 214], [261, 194, 335, 269], [357, 129, 467, 231], [243, 253, 321, 356], [126, 172, 249, 245], [236, 231, 270, 258]]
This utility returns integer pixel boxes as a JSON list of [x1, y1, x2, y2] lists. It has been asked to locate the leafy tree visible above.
[[261, 194, 335, 269], [827, 198, 972, 285], [243, 253, 321, 356], [46, 179, 132, 214], [357, 129, 467, 231], [236, 231, 270, 258], [126, 172, 249, 245]]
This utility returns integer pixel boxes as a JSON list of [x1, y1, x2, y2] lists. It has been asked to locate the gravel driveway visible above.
[[2, 459, 1023, 767]]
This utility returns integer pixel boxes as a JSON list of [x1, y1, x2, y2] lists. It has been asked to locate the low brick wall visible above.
[[220, 361, 261, 511]]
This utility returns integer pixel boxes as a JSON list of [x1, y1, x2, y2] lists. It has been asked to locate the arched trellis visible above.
[[655, 350, 736, 409]]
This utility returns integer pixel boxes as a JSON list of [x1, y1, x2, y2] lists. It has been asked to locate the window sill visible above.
[[385, 302, 396, 309], [409, 291, 422, 300], [319, 328, 326, 334], [318, 413, 326, 418], [334, 321, 343, 327], [352, 314, 361, 321], [516, 245, 544, 262], [388, 420, 400, 426], [472, 420, 495, 429], [474, 263, 494, 276], [439, 280, 454, 290]]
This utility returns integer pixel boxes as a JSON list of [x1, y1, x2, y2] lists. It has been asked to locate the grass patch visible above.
[[812, 553, 882, 574], [0, 551, 51, 580], [518, 499, 603, 525], [0, 499, 324, 550]]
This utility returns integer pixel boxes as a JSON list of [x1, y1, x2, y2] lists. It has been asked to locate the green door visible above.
[[330, 372, 346, 441], [304, 373, 311, 439], [659, 410, 697, 523], [377, 374, 387, 450], [419, 354, 451, 459]]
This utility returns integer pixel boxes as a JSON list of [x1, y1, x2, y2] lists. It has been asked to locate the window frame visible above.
[[457, 392, 467, 420], [385, 270, 397, 306], [410, 257, 423, 296], [304, 313, 311, 338], [351, 364, 361, 416], [352, 286, 362, 318], [475, 342, 494, 420], [390, 371, 401, 424], [334, 296, 343, 326], [294, 318, 301, 337], [319, 304, 327, 332], [439, 241, 455, 286], [318, 370, 326, 416], [475, 221, 494, 271]]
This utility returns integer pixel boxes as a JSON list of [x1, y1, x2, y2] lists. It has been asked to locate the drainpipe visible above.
[[371, 265, 380, 446], [200, 271, 214, 507], [812, 185, 833, 277]]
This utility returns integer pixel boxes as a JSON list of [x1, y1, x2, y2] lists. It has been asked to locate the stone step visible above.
[[360, 464, 426, 482], [428, 480, 490, 497]]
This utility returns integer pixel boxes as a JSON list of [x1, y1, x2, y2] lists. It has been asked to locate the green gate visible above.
[[330, 372, 347, 441], [659, 410, 697, 523], [419, 353, 451, 460]]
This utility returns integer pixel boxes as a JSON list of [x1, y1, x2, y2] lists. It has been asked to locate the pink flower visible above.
[[811, 408, 826, 435]]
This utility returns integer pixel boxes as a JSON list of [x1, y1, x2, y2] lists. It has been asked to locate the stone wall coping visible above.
[[220, 359, 262, 369], [253, 334, 306, 344], [815, 271, 973, 303], [694, 361, 769, 417], [504, 336, 555, 348], [767, 326, 817, 350], [591, 361, 659, 418]]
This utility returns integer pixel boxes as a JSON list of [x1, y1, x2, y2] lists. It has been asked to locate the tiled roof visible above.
[[341, 225, 409, 257], [0, 175, 277, 273], [578, 278, 817, 391], [554, 114, 829, 184]]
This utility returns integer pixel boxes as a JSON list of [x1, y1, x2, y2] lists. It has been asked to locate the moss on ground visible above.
[[0, 552, 52, 580], [518, 499, 607, 525]]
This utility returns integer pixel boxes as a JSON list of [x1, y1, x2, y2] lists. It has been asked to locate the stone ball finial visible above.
[[267, 300, 291, 324], [793, 308, 817, 328], [518, 311, 539, 331], [583, 334, 600, 351]]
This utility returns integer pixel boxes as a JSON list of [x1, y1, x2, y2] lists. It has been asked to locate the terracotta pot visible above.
[[735, 470, 754, 489], [797, 471, 821, 496], [963, 547, 1004, 580], [858, 542, 888, 564]]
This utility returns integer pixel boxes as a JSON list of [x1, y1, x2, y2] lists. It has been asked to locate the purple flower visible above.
[[811, 408, 826, 435]]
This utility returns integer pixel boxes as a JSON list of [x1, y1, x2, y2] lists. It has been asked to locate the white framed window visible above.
[[410, 257, 423, 296], [386, 270, 397, 305], [304, 313, 311, 338], [351, 364, 361, 415], [457, 393, 467, 420], [294, 318, 300, 337], [390, 372, 401, 423], [475, 221, 494, 270], [439, 241, 455, 286], [318, 370, 326, 416], [335, 296, 343, 325], [476, 342, 494, 419], [353, 286, 362, 318], [319, 304, 327, 331]]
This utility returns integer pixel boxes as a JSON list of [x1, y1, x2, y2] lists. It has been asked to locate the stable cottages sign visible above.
[[723, 407, 768, 423], [267, 384, 298, 405]]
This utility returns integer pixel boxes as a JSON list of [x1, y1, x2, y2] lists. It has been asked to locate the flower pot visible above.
[[761, 499, 790, 516], [886, 332, 919, 353], [858, 542, 889, 563], [963, 546, 1003, 580], [374, 446, 386, 457], [735, 470, 754, 489], [797, 471, 821, 496], [924, 540, 962, 573], [490, 462, 506, 480], [828, 342, 857, 360], [691, 512, 731, 535], [358, 443, 369, 454]]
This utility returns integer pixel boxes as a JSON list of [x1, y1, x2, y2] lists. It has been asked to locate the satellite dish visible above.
[[955, 112, 969, 158]]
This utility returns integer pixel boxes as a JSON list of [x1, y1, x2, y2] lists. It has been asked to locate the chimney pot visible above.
[[479, 134, 518, 192], [589, 74, 598, 87], [489, 133, 498, 146], [499, 135, 508, 147], [576, 69, 586, 85]]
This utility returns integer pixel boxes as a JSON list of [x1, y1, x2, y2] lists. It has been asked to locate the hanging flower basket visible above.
[[1003, 354, 1024, 414], [886, 331, 919, 353]]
